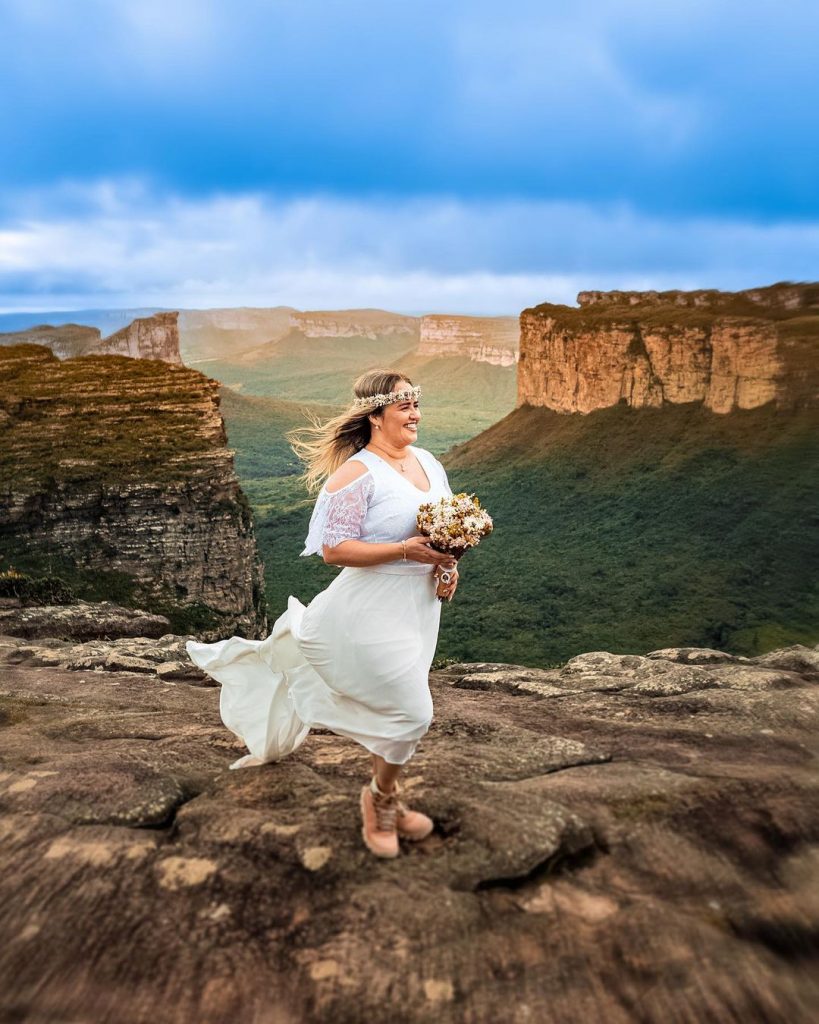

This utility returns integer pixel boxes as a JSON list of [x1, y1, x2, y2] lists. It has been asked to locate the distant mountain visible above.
[[178, 307, 297, 362], [0, 312, 181, 363]]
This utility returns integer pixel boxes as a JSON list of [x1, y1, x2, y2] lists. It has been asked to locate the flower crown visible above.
[[352, 384, 422, 410]]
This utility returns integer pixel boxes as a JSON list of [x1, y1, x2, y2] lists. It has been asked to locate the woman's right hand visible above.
[[403, 535, 457, 568]]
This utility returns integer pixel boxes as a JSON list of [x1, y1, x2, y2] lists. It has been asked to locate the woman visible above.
[[186, 369, 459, 859]]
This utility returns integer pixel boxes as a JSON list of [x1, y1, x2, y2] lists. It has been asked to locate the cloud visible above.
[[0, 179, 816, 314], [1, 1, 817, 217]]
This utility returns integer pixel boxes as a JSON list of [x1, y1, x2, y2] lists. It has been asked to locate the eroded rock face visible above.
[[519, 283, 818, 415], [289, 309, 418, 339], [0, 312, 182, 364], [0, 323, 102, 359], [0, 344, 266, 639], [99, 311, 182, 363], [1, 639, 816, 1022], [418, 315, 520, 366]]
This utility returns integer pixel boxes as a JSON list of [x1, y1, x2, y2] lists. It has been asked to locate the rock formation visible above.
[[0, 323, 102, 359], [289, 309, 418, 339], [178, 308, 297, 363], [418, 314, 520, 366], [0, 637, 816, 1021], [0, 343, 266, 639], [0, 311, 182, 364], [99, 311, 182, 363], [519, 281, 818, 414]]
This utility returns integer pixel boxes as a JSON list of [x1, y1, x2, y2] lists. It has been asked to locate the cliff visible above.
[[0, 344, 266, 638], [289, 308, 418, 339], [0, 311, 182, 365], [0, 323, 102, 359], [99, 311, 182, 363], [418, 314, 520, 366], [179, 307, 296, 363], [519, 282, 818, 414]]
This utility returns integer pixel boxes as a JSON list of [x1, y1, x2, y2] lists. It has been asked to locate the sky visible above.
[[0, 0, 817, 315]]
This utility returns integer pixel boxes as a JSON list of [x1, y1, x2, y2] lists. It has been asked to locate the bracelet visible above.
[[401, 540, 407, 561]]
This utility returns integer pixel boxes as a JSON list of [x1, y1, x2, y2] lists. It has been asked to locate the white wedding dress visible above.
[[185, 445, 454, 768]]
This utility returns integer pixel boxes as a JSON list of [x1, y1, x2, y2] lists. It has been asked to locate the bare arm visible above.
[[323, 536, 456, 568], [319, 459, 456, 569]]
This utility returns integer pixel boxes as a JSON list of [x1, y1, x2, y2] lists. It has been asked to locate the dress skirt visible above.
[[185, 563, 442, 768]]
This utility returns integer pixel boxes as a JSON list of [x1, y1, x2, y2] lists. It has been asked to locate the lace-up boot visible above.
[[369, 775, 434, 842], [360, 776, 399, 858]]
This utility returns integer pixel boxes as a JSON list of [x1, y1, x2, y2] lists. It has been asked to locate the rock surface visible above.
[[1, 638, 816, 1022], [519, 282, 818, 415], [418, 315, 520, 366], [0, 344, 267, 639], [0, 600, 172, 641]]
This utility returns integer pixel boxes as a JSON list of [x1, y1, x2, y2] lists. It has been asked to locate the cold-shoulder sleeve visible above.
[[300, 471, 375, 557]]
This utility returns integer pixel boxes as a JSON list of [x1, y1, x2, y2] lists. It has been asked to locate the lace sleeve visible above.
[[300, 471, 375, 557]]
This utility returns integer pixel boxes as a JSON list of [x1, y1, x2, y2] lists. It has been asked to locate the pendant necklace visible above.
[[370, 442, 409, 472]]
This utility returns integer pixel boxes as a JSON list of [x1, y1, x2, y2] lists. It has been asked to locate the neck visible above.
[[368, 437, 410, 459]]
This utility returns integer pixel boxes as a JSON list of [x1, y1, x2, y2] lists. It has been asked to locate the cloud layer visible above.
[[2, 180, 816, 314], [1, 2, 816, 312], [1, 1, 817, 217]]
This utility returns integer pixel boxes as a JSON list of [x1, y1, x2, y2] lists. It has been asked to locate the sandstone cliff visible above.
[[0, 323, 102, 359], [418, 314, 520, 366], [0, 344, 266, 638], [99, 311, 182, 363], [289, 308, 418, 339], [0, 311, 182, 365], [179, 307, 297, 362], [519, 282, 818, 414]]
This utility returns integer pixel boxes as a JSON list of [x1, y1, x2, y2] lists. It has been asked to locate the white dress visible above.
[[185, 445, 454, 768]]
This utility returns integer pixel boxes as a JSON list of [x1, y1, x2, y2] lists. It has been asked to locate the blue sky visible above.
[[1, 0, 817, 314]]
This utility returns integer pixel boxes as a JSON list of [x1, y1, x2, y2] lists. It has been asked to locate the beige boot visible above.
[[369, 775, 434, 842], [360, 776, 399, 858]]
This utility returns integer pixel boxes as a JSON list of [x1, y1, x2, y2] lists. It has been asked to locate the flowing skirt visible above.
[[185, 564, 443, 768]]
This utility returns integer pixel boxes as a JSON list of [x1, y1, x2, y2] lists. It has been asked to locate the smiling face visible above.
[[369, 379, 421, 449]]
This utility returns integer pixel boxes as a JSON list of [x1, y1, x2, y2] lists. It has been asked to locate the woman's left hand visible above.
[[434, 566, 459, 601]]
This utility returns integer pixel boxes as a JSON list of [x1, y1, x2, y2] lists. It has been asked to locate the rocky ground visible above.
[[0, 635, 817, 1023]]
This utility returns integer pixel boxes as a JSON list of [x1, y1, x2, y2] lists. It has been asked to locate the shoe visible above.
[[360, 778, 399, 858], [370, 776, 434, 842]]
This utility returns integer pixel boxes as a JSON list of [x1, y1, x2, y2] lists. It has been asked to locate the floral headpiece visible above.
[[352, 385, 422, 410]]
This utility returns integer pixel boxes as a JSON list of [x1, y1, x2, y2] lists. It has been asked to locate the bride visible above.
[[186, 369, 459, 858]]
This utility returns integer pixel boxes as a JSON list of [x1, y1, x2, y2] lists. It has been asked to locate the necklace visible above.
[[368, 442, 410, 472]]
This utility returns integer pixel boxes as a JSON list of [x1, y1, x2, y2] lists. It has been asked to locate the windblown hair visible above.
[[286, 369, 414, 495]]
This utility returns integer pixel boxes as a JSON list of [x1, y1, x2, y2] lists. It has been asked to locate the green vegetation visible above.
[[231, 400, 818, 668], [0, 344, 225, 488], [0, 567, 75, 605], [218, 350, 517, 461]]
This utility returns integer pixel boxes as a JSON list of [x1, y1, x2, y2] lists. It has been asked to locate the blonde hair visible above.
[[286, 369, 415, 495]]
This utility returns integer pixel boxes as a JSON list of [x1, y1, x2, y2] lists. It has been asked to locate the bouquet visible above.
[[416, 492, 494, 602]]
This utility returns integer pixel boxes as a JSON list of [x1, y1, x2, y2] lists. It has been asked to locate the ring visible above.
[[439, 569, 454, 585]]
